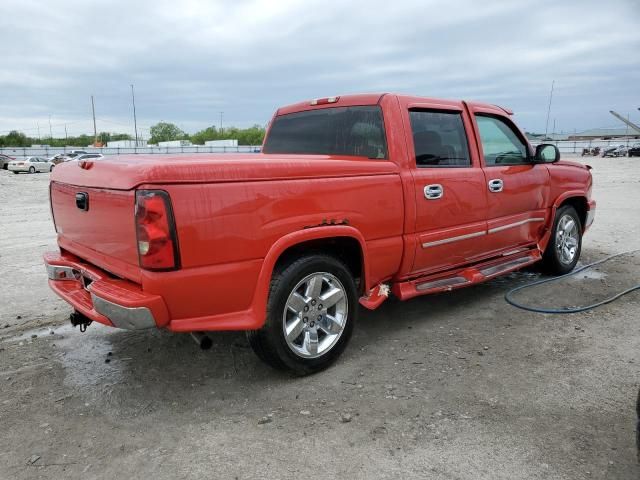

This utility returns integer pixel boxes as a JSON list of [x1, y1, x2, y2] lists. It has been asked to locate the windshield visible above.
[[263, 106, 387, 159]]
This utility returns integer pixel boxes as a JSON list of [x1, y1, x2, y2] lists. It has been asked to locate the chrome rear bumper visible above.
[[44, 254, 167, 330]]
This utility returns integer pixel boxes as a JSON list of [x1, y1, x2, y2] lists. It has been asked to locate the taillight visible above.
[[134, 190, 180, 271]]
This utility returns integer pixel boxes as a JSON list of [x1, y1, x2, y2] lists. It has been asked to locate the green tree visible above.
[[0, 130, 31, 147], [149, 122, 187, 144], [190, 126, 219, 145], [189, 124, 265, 145]]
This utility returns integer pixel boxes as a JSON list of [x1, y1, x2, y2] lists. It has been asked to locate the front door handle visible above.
[[424, 184, 443, 200], [488, 179, 503, 193]]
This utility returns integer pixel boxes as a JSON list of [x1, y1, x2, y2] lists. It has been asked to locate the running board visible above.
[[393, 248, 541, 301]]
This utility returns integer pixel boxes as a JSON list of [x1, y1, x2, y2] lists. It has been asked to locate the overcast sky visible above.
[[1, 0, 638, 138]]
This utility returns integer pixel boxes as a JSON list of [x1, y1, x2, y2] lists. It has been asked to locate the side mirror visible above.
[[535, 143, 560, 163]]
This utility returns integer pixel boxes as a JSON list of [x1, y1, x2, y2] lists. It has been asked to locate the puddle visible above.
[[1, 322, 126, 388], [486, 270, 542, 287], [568, 268, 607, 281], [55, 324, 126, 388]]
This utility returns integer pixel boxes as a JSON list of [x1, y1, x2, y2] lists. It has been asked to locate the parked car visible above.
[[44, 93, 595, 374], [59, 151, 89, 162], [8, 156, 54, 174], [628, 143, 640, 157], [602, 145, 627, 157], [50, 153, 70, 165], [74, 153, 104, 161], [0, 153, 16, 170]]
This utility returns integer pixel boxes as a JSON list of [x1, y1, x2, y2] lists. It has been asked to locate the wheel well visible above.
[[274, 237, 364, 292], [559, 197, 588, 230]]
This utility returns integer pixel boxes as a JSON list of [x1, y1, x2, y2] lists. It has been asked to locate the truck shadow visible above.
[[45, 267, 547, 419]]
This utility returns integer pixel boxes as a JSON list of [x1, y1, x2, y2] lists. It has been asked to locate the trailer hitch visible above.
[[69, 311, 92, 332]]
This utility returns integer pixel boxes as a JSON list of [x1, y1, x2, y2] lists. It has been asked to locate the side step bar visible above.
[[393, 248, 541, 301]]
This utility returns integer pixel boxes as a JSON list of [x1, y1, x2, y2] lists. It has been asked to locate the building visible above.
[[157, 140, 192, 147], [106, 140, 147, 148], [204, 139, 238, 147], [568, 127, 640, 141]]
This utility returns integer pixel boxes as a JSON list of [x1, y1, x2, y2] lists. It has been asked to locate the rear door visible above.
[[402, 101, 490, 275], [468, 107, 550, 255]]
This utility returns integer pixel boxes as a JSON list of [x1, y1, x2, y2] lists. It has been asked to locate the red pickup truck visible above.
[[45, 93, 595, 374]]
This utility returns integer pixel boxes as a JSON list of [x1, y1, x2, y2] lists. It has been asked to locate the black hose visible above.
[[505, 250, 640, 314]]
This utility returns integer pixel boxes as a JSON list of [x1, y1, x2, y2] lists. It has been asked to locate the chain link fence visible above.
[[0, 145, 262, 158]]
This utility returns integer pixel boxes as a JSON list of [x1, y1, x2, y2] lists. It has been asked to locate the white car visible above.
[[7, 156, 55, 174]]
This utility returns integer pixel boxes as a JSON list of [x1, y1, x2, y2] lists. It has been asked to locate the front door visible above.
[[470, 112, 550, 255], [407, 107, 490, 275]]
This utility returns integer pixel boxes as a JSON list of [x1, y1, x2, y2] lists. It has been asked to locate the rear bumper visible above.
[[44, 251, 169, 330], [8, 165, 29, 172]]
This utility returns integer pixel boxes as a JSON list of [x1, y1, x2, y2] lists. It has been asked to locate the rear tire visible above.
[[247, 254, 357, 375], [12, 171, 18, 174], [28, 166, 35, 173], [541, 205, 582, 275]]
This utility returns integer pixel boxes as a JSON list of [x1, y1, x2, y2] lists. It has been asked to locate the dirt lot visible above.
[[1, 156, 639, 479]]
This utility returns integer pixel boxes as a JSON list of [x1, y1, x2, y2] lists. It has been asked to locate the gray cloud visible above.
[[0, 0, 638, 137]]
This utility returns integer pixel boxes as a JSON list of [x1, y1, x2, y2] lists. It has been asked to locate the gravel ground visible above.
[[0, 156, 639, 479]]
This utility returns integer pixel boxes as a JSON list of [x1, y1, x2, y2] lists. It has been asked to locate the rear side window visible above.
[[409, 111, 471, 167], [263, 106, 387, 159]]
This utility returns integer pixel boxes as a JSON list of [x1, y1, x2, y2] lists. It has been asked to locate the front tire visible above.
[[247, 254, 357, 375], [541, 205, 582, 275]]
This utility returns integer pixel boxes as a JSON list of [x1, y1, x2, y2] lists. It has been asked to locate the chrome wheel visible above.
[[555, 214, 579, 265], [282, 272, 348, 359]]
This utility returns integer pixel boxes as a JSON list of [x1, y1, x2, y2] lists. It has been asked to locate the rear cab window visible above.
[[263, 106, 387, 159], [409, 110, 471, 167]]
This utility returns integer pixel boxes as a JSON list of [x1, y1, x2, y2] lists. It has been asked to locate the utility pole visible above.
[[626, 114, 630, 147], [544, 80, 554, 139], [220, 111, 223, 133], [37, 123, 41, 141], [91, 95, 98, 146], [48, 115, 53, 139], [64, 124, 68, 142], [131, 84, 139, 146]]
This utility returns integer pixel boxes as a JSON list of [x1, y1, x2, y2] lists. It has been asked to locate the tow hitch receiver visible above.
[[69, 311, 92, 332]]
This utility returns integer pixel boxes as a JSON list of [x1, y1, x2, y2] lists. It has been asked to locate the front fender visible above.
[[538, 191, 592, 253]]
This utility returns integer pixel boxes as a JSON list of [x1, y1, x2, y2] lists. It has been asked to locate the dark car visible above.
[[628, 143, 640, 157], [0, 153, 16, 169]]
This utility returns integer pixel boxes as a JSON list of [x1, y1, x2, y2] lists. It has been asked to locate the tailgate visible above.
[[51, 182, 141, 282]]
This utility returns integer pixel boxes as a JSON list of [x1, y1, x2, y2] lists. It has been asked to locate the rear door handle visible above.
[[488, 179, 503, 193], [424, 184, 443, 200]]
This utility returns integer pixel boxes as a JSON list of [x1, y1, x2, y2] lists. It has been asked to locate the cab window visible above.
[[409, 110, 471, 167], [475, 115, 528, 166], [263, 106, 387, 159]]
